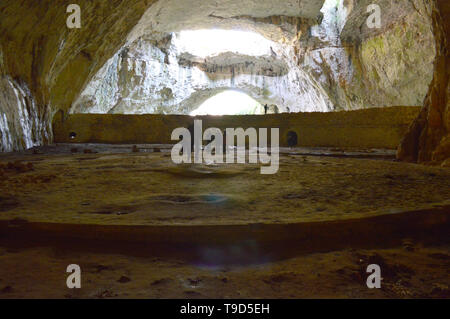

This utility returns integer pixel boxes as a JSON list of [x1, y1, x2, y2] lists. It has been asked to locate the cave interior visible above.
[[0, 0, 449, 299]]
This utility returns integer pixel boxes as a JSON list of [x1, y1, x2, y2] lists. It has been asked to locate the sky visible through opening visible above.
[[177, 29, 273, 115], [176, 29, 274, 58], [190, 90, 263, 116]]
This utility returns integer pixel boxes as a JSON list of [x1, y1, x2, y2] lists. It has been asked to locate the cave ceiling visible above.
[[127, 0, 325, 44]]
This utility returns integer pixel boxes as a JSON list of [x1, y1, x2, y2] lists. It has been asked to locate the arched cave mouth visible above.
[[66, 0, 437, 119], [68, 0, 436, 119], [70, 22, 333, 115], [190, 90, 264, 116]]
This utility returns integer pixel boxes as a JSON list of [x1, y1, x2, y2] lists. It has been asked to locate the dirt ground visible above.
[[0, 242, 449, 299], [0, 145, 449, 225], [0, 145, 449, 299]]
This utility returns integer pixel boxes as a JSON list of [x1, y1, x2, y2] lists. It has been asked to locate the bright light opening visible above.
[[190, 90, 263, 116], [175, 29, 275, 58]]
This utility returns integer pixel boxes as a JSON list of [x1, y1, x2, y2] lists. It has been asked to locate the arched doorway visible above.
[[287, 131, 298, 147]]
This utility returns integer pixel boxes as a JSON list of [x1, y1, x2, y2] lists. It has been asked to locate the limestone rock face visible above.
[[397, 0, 450, 165], [71, 34, 334, 114], [125, 0, 325, 44], [299, 0, 436, 110], [0, 0, 154, 151], [70, 0, 334, 114], [0, 0, 445, 156], [0, 0, 325, 151], [75, 0, 437, 116], [0, 76, 50, 152]]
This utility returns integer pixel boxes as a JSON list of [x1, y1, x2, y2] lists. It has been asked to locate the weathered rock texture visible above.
[[124, 0, 324, 44], [71, 0, 333, 114], [0, 0, 155, 151], [0, 75, 50, 152], [397, 0, 450, 165], [299, 0, 436, 110], [0, 0, 446, 156], [0, 0, 326, 151], [70, 33, 333, 114], [74, 0, 437, 116]]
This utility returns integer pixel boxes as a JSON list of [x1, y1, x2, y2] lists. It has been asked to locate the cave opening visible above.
[[175, 29, 276, 59], [70, 21, 331, 115], [190, 90, 264, 116]]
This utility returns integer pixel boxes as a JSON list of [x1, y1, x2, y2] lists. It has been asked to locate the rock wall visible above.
[[73, 0, 438, 115], [54, 106, 420, 149], [0, 75, 50, 152], [299, 0, 436, 110], [397, 0, 450, 165], [71, 35, 334, 114], [0, 0, 325, 151], [0, 0, 155, 152]]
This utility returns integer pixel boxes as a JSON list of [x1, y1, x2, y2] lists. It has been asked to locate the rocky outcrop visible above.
[[299, 0, 436, 110], [0, 75, 50, 152], [397, 0, 449, 165], [0, 0, 155, 151]]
